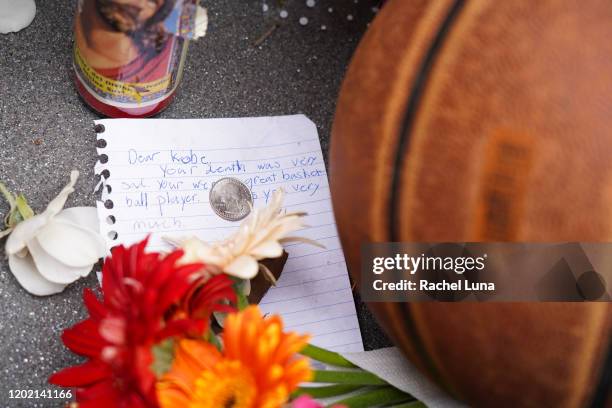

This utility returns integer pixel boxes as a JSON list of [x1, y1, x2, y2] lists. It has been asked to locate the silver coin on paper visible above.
[[209, 177, 253, 221]]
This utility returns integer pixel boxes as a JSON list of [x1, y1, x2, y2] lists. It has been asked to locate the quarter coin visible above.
[[209, 177, 253, 221]]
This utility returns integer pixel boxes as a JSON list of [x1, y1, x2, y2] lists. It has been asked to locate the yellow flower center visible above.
[[189, 360, 256, 408]]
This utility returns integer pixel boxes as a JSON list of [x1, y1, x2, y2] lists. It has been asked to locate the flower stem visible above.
[[300, 344, 357, 368], [312, 370, 387, 385], [327, 386, 414, 408], [293, 384, 362, 399]]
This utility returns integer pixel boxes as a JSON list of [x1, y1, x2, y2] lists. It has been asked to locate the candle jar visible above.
[[72, 0, 198, 118]]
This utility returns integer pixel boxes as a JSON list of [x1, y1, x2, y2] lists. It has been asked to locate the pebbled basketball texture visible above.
[[330, 0, 612, 407]]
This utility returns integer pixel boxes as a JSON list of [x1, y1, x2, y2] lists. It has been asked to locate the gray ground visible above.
[[0, 1, 390, 406]]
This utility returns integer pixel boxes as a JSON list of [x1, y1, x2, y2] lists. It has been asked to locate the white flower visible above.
[[4, 171, 106, 296], [173, 189, 321, 280]]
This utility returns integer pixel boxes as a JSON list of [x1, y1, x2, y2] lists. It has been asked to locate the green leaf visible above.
[[312, 370, 387, 386], [329, 386, 414, 408], [293, 384, 362, 399], [237, 292, 249, 310], [300, 343, 357, 368], [231, 278, 250, 310], [150, 339, 175, 377], [15, 194, 34, 220], [207, 330, 223, 351]]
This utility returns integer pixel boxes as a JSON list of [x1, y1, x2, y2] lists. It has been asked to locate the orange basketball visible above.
[[330, 0, 612, 406]]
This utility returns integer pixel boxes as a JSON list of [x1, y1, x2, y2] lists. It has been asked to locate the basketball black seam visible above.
[[591, 336, 612, 408], [388, 0, 467, 396], [389, 0, 466, 240]]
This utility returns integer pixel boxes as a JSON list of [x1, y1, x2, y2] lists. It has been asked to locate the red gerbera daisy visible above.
[[49, 238, 236, 408], [169, 268, 237, 324]]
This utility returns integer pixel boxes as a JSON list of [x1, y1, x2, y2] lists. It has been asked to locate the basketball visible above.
[[330, 0, 612, 406]]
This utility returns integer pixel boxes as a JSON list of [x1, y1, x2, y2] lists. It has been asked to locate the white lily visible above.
[[172, 189, 321, 281], [4, 171, 106, 296]]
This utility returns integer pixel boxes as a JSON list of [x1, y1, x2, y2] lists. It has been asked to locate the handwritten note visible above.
[[93, 115, 363, 352]]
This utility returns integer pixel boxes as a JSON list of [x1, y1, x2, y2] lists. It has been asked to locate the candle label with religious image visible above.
[[72, 0, 206, 117]]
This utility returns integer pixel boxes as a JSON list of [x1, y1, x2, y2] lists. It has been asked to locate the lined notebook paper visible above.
[[93, 115, 363, 352]]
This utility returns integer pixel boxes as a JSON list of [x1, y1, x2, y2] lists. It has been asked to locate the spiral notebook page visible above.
[[93, 115, 363, 352]]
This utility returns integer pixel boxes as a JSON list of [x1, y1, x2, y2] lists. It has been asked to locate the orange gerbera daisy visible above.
[[157, 306, 312, 408]]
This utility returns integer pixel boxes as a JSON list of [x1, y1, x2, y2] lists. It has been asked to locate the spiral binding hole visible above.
[[94, 124, 116, 243]]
